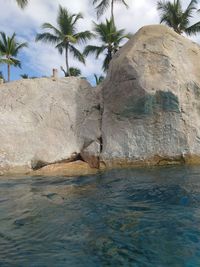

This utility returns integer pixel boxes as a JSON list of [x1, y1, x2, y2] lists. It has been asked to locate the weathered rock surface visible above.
[[101, 24, 200, 167], [0, 77, 100, 174], [81, 141, 100, 168], [2, 25, 200, 176], [29, 160, 98, 177]]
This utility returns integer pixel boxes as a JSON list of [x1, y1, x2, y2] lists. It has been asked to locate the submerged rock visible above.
[[100, 25, 200, 167]]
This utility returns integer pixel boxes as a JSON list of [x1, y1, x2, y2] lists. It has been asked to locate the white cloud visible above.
[[0, 0, 200, 82]]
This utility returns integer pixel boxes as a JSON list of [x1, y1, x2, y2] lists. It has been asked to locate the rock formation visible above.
[[1, 24, 200, 176], [0, 77, 100, 175], [100, 24, 200, 167]]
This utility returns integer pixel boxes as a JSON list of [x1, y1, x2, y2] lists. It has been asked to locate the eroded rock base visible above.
[[100, 154, 200, 170]]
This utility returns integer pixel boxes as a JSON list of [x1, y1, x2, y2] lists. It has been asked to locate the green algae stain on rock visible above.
[[120, 91, 180, 118], [156, 91, 180, 112]]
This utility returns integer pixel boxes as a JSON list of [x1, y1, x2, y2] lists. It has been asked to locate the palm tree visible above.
[[61, 66, 81, 77], [36, 6, 93, 76], [0, 32, 28, 82], [94, 74, 104, 85], [92, 0, 128, 22], [21, 73, 29, 79], [0, 71, 4, 80], [84, 19, 130, 71], [16, 0, 28, 8], [157, 0, 200, 35], [0, 52, 11, 65]]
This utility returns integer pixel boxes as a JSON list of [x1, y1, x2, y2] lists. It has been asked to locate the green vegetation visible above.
[[94, 74, 104, 85], [0, 1, 200, 83], [16, 0, 28, 9], [0, 32, 28, 81], [93, 0, 128, 22], [61, 66, 81, 77], [21, 73, 29, 79], [84, 19, 130, 71], [36, 6, 93, 77], [157, 0, 200, 35], [0, 71, 4, 80]]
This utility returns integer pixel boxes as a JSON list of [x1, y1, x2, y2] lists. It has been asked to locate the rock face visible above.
[[2, 25, 200, 176], [101, 25, 200, 167], [0, 77, 100, 174]]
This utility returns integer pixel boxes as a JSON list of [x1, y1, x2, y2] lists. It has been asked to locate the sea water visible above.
[[0, 166, 200, 266]]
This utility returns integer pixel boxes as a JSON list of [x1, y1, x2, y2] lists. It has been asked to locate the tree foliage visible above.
[[92, 0, 128, 22], [36, 6, 93, 76], [84, 19, 130, 71], [157, 0, 200, 35], [16, 0, 28, 9], [0, 32, 28, 81]]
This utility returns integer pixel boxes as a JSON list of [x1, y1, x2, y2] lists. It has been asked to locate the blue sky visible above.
[[0, 0, 199, 85]]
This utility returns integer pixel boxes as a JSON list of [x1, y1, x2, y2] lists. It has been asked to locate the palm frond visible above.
[[102, 53, 111, 72], [185, 21, 200, 35], [41, 23, 62, 37], [116, 0, 129, 8], [36, 5, 94, 68], [35, 32, 60, 44], [16, 0, 28, 9], [74, 31, 94, 44], [72, 13, 83, 26], [14, 42, 28, 55], [157, 0, 200, 35], [84, 45, 106, 58], [9, 57, 21, 67], [69, 45, 85, 64], [55, 42, 64, 54], [0, 32, 26, 62], [93, 0, 110, 18], [92, 0, 129, 18], [57, 5, 74, 35], [68, 67, 81, 77]]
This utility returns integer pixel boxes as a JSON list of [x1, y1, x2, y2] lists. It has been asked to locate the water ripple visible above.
[[1, 166, 200, 266]]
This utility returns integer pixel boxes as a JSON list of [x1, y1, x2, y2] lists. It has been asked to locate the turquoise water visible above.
[[0, 166, 200, 266]]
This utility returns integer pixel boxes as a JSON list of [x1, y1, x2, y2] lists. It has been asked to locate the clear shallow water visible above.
[[0, 166, 200, 266]]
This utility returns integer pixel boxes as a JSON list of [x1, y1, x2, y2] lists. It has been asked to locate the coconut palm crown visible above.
[[0, 32, 28, 82], [157, 0, 200, 35], [36, 6, 93, 76], [84, 19, 130, 72]]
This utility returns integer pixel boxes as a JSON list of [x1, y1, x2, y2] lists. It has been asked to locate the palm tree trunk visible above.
[[107, 46, 113, 70], [65, 43, 70, 76], [7, 64, 10, 82], [111, 0, 114, 24]]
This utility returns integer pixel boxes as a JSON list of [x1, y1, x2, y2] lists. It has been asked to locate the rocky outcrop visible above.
[[1, 25, 200, 176], [0, 77, 100, 175], [100, 24, 200, 167]]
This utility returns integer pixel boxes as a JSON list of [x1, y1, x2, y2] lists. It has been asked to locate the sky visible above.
[[0, 0, 200, 85]]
